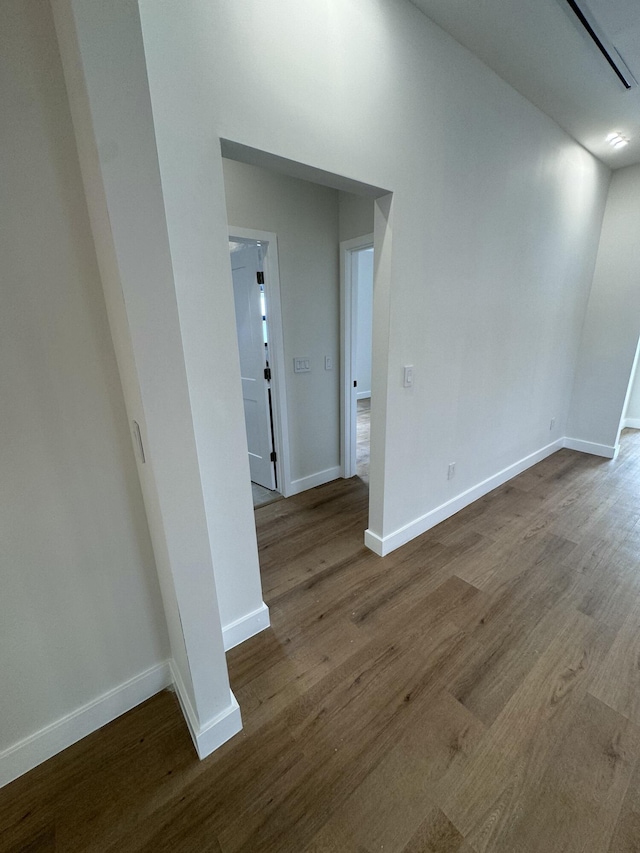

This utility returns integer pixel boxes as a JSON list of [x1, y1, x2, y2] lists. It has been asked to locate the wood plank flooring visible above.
[[2, 430, 640, 852], [356, 397, 370, 484]]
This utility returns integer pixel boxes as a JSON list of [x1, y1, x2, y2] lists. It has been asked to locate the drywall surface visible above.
[[139, 0, 610, 540], [0, 0, 168, 755], [139, 0, 609, 544], [568, 165, 640, 448], [356, 249, 374, 398], [339, 192, 375, 242], [223, 159, 341, 483]]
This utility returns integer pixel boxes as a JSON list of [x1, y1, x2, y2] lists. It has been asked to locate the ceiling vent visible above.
[[563, 0, 638, 90]]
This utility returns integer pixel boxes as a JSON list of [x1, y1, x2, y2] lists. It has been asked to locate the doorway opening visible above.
[[229, 228, 288, 509], [220, 139, 393, 556], [341, 235, 374, 484]]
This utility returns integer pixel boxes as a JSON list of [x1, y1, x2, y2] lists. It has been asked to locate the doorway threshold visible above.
[[251, 482, 283, 509]]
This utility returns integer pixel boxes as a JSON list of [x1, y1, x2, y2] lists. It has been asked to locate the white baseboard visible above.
[[169, 662, 242, 759], [623, 418, 640, 430], [0, 661, 172, 790], [563, 437, 618, 458], [364, 439, 564, 557], [364, 432, 628, 558], [223, 602, 270, 651], [364, 528, 385, 556], [288, 465, 342, 496]]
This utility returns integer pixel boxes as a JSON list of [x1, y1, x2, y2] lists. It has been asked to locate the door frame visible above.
[[340, 233, 374, 479], [616, 334, 640, 443], [229, 227, 292, 497]]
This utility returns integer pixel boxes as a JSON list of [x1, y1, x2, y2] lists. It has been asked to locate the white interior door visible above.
[[231, 242, 276, 490]]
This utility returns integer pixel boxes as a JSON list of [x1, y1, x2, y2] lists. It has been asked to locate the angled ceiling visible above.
[[409, 0, 640, 169]]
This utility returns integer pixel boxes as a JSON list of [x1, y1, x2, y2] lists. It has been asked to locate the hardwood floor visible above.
[[356, 397, 370, 484], [2, 431, 640, 852]]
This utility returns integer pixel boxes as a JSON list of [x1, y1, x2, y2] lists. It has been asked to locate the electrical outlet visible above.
[[550, 417, 556, 431], [448, 462, 455, 480]]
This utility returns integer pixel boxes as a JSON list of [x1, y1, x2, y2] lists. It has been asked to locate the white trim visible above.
[[365, 439, 564, 557], [0, 661, 172, 789], [357, 390, 372, 400], [169, 662, 242, 759], [623, 418, 640, 430], [340, 234, 374, 478], [563, 437, 618, 458], [228, 227, 292, 497], [289, 465, 342, 496], [364, 528, 385, 556], [192, 695, 242, 759], [223, 602, 270, 651]]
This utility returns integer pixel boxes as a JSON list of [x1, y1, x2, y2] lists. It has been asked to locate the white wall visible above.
[[0, 0, 168, 779], [356, 249, 374, 399], [222, 159, 341, 485], [139, 0, 610, 551], [568, 164, 640, 450]]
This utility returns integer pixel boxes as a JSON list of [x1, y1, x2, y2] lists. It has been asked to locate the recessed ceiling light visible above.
[[607, 131, 629, 149]]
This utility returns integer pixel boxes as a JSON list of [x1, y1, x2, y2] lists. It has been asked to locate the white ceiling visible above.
[[409, 0, 640, 169]]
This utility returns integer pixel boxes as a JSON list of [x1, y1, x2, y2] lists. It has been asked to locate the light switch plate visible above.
[[294, 357, 311, 373]]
